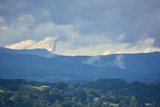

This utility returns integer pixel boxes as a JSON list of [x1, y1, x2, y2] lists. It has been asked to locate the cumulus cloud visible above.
[[6, 37, 57, 52]]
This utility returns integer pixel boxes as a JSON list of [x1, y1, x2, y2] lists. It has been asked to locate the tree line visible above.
[[0, 78, 160, 107]]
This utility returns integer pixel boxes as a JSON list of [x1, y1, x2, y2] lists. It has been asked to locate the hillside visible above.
[[0, 48, 160, 83], [0, 79, 160, 107]]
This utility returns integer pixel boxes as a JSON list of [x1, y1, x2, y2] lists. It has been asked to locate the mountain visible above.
[[0, 47, 56, 58], [0, 47, 160, 83]]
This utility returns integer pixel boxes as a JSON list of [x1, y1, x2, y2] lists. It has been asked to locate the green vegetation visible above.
[[110, 103, 118, 107], [0, 79, 160, 107], [0, 89, 4, 93], [30, 85, 47, 91]]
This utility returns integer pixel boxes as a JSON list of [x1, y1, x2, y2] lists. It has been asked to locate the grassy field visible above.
[[30, 86, 46, 91], [0, 89, 4, 93], [110, 103, 119, 107], [102, 102, 119, 107]]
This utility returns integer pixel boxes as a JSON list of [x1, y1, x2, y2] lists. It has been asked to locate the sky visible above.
[[0, 0, 160, 56]]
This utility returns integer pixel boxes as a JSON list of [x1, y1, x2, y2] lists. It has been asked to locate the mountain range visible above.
[[0, 47, 160, 83]]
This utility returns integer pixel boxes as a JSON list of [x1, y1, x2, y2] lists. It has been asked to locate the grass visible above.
[[110, 103, 119, 107], [30, 86, 46, 91], [0, 89, 4, 93], [102, 102, 119, 107], [19, 85, 40, 93], [19, 85, 49, 94]]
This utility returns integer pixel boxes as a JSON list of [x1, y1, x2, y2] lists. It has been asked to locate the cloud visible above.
[[0, 16, 5, 23], [4, 35, 160, 56], [33, 22, 78, 41], [83, 56, 101, 66], [1, 14, 160, 56], [0, 14, 77, 47], [14, 0, 29, 8], [0, 16, 9, 32], [113, 55, 125, 69], [15, 14, 35, 26], [6, 36, 57, 52], [1, 0, 160, 56], [107, 37, 160, 54], [0, 15, 34, 46]]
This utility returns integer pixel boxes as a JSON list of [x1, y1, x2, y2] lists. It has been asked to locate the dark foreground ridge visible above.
[[0, 78, 160, 107]]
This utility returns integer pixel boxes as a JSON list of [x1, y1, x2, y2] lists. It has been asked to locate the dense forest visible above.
[[0, 79, 160, 107]]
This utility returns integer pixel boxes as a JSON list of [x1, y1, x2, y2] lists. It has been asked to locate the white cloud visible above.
[[1, 26, 9, 31], [5, 35, 160, 56], [0, 16, 9, 32], [83, 56, 101, 66], [0, 15, 34, 46], [15, 14, 35, 26], [33, 22, 78, 41], [113, 55, 125, 69], [6, 40, 35, 49], [6, 36, 57, 52], [1, 14, 160, 56], [110, 37, 160, 54], [1, 0, 160, 56]]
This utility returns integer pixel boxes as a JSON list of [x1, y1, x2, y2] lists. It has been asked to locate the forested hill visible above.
[[0, 48, 160, 83], [0, 79, 160, 107]]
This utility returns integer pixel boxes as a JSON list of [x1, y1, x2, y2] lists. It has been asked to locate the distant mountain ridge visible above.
[[0, 47, 160, 83], [0, 47, 56, 58]]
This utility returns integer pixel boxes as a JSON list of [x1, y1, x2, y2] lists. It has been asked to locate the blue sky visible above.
[[0, 0, 160, 55]]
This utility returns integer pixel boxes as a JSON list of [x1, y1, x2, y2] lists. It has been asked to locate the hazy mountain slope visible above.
[[0, 48, 160, 83], [0, 47, 55, 58]]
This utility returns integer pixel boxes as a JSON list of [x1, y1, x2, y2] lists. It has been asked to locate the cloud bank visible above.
[[6, 37, 57, 52], [0, 0, 160, 55], [5, 36, 160, 56]]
